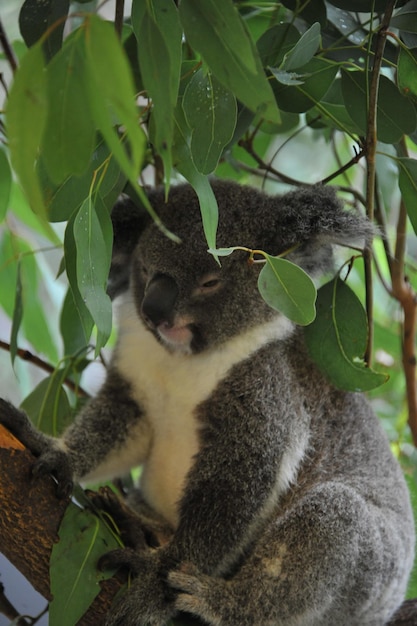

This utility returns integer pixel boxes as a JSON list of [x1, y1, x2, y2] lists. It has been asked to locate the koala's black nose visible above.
[[141, 273, 179, 327]]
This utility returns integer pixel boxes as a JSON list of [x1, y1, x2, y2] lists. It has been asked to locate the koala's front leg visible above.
[[0, 399, 74, 497]]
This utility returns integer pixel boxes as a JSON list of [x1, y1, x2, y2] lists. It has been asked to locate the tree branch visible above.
[[0, 19, 17, 74], [0, 423, 126, 624], [0, 340, 89, 398]]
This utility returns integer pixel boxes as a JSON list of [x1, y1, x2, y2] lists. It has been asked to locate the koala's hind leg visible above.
[[170, 483, 408, 626]]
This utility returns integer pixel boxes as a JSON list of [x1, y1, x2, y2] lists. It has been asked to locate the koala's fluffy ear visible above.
[[107, 195, 150, 299], [270, 185, 375, 276]]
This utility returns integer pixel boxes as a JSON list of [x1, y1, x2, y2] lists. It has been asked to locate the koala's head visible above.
[[109, 180, 372, 354]]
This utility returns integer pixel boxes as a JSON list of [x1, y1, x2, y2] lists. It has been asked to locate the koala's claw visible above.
[[32, 454, 74, 499], [99, 547, 145, 575]]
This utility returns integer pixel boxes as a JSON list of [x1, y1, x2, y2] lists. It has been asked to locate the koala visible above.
[[0, 180, 414, 626]]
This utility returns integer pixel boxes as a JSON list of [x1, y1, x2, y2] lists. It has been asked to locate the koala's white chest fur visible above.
[[115, 297, 294, 526]]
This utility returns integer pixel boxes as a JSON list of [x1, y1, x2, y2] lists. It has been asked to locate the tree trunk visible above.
[[0, 424, 125, 625]]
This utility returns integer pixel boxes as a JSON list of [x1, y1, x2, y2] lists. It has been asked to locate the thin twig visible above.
[[363, 0, 397, 365], [115, 0, 125, 39], [0, 340, 89, 398], [0, 19, 17, 74]]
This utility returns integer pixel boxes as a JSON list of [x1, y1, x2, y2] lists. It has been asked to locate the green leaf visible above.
[[179, 0, 280, 123], [183, 70, 237, 174], [6, 42, 48, 220], [391, 0, 417, 33], [10, 260, 23, 368], [173, 104, 218, 252], [60, 288, 91, 357], [50, 502, 121, 626], [281, 0, 327, 27], [272, 58, 338, 113], [20, 371, 72, 436], [40, 138, 126, 222], [397, 157, 417, 234], [398, 47, 417, 101], [0, 150, 12, 222], [42, 29, 96, 184], [258, 256, 317, 326], [19, 0, 69, 59], [304, 278, 388, 391], [64, 214, 94, 344], [282, 22, 321, 71], [341, 70, 417, 144], [132, 0, 182, 183], [0, 232, 59, 363], [83, 15, 146, 187], [73, 197, 113, 353], [208, 247, 237, 257], [257, 23, 300, 68]]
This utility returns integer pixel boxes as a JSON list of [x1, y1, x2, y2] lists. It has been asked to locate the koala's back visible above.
[[210, 331, 415, 625]]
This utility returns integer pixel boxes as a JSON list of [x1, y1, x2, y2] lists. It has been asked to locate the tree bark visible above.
[[0, 424, 125, 625]]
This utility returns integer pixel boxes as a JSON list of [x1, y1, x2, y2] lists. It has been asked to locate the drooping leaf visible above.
[[179, 0, 280, 123], [73, 197, 113, 353], [10, 260, 23, 368], [42, 29, 96, 184], [304, 278, 388, 391], [64, 214, 94, 344], [0, 150, 12, 222], [398, 47, 417, 101], [390, 0, 417, 34], [19, 0, 69, 59], [173, 103, 218, 253], [60, 288, 91, 358], [6, 42, 48, 219], [20, 371, 72, 436], [256, 23, 299, 68], [282, 22, 321, 71], [326, 0, 390, 11], [183, 70, 237, 174], [50, 502, 121, 626], [83, 15, 146, 189], [40, 138, 126, 223], [0, 232, 58, 363], [272, 58, 338, 113], [258, 256, 317, 326], [397, 157, 417, 233], [341, 70, 417, 144], [132, 0, 182, 184]]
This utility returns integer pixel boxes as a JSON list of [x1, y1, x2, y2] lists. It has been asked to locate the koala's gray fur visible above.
[[0, 180, 414, 626]]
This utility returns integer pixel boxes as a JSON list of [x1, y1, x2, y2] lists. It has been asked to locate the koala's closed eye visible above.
[[193, 274, 223, 297]]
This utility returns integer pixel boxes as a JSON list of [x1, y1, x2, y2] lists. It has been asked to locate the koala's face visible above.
[[129, 187, 277, 355]]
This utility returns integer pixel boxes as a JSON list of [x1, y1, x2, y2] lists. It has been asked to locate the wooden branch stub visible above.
[[0, 424, 127, 624], [0, 424, 69, 600]]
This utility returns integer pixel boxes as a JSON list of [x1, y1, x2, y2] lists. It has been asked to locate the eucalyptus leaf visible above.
[[20, 371, 72, 436], [257, 23, 299, 68], [173, 103, 219, 253], [272, 58, 338, 113], [132, 0, 182, 184], [398, 47, 417, 101], [179, 0, 280, 123], [258, 256, 317, 326], [73, 197, 113, 353], [391, 0, 417, 34], [397, 157, 417, 234], [50, 503, 121, 626], [304, 278, 388, 392], [83, 15, 146, 188], [183, 70, 237, 174], [19, 0, 69, 59], [282, 22, 321, 71], [6, 42, 48, 220], [42, 30, 96, 184], [341, 70, 417, 144], [0, 150, 12, 222]]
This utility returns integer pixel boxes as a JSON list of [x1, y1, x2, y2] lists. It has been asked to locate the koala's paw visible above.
[[0, 398, 73, 498], [87, 487, 149, 550], [102, 551, 175, 626], [169, 564, 223, 624]]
